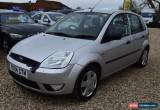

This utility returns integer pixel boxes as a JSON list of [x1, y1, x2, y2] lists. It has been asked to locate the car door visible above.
[[100, 13, 134, 77], [128, 14, 147, 62]]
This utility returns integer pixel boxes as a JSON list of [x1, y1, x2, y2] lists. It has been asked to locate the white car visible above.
[[32, 12, 65, 26], [141, 8, 156, 25]]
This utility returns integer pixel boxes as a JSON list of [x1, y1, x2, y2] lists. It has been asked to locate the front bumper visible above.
[[7, 55, 83, 95]]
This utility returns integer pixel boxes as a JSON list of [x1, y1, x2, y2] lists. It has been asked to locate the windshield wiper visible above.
[[46, 32, 96, 40], [73, 35, 96, 40], [46, 32, 72, 37]]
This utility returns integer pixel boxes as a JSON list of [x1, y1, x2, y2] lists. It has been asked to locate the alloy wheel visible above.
[[80, 71, 98, 97], [141, 50, 148, 66]]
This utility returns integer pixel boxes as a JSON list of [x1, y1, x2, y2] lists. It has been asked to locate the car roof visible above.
[[76, 9, 135, 15], [0, 9, 23, 14], [37, 11, 64, 15]]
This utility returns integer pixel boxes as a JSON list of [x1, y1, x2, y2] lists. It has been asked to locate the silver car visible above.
[[7, 9, 150, 101]]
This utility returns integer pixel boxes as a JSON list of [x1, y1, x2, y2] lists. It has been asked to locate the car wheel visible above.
[[74, 65, 99, 101], [137, 48, 149, 67], [3, 38, 9, 53]]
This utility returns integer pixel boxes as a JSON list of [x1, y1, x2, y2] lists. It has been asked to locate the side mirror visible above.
[[101, 31, 122, 43], [111, 31, 122, 40]]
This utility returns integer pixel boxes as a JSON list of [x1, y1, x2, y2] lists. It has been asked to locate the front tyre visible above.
[[74, 66, 99, 101]]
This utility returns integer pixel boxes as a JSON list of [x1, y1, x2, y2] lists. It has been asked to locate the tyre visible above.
[[74, 65, 100, 101], [137, 48, 149, 67], [3, 38, 9, 53]]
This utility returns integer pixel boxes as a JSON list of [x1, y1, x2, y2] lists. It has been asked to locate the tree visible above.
[[148, 0, 156, 8]]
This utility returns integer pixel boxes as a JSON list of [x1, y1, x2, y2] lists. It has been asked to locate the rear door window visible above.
[[129, 14, 144, 34]]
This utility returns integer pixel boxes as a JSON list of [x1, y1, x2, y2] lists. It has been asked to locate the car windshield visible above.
[[141, 13, 155, 18], [0, 13, 34, 24], [48, 13, 64, 21], [46, 12, 110, 40]]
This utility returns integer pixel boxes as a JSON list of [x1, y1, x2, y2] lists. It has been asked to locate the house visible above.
[[0, 0, 71, 11]]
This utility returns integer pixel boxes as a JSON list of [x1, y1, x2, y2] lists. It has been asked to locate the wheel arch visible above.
[[84, 62, 102, 79], [142, 39, 150, 52], [145, 45, 150, 51], [73, 61, 102, 100]]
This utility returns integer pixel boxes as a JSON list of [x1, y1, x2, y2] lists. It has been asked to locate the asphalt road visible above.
[[0, 28, 160, 110]]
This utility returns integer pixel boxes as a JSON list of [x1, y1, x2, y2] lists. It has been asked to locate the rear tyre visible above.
[[74, 65, 99, 101], [137, 48, 149, 67]]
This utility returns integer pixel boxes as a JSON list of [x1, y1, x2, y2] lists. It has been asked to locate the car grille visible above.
[[9, 71, 40, 90], [10, 53, 40, 73]]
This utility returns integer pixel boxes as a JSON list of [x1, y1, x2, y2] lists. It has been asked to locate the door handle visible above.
[[126, 41, 131, 44]]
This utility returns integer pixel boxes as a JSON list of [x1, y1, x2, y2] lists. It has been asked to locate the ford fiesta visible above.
[[7, 9, 150, 101]]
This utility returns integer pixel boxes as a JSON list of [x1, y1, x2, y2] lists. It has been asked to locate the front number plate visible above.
[[10, 64, 28, 78]]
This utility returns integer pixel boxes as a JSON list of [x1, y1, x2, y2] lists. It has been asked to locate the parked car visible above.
[[31, 12, 65, 26], [0, 10, 47, 52], [141, 8, 156, 25], [7, 9, 149, 101]]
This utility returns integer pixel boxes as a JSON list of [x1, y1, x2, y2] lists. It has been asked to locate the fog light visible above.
[[50, 84, 64, 91]]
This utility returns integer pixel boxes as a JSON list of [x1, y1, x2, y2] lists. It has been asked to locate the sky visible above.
[[0, 0, 124, 9]]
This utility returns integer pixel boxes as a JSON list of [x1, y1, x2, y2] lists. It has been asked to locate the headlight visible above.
[[10, 33, 23, 39], [40, 51, 74, 69]]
